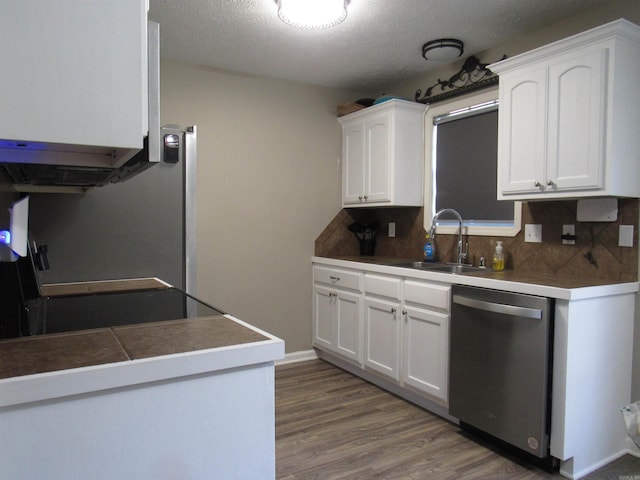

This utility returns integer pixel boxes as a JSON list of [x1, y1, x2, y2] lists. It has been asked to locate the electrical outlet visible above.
[[562, 224, 575, 245], [619, 225, 634, 247], [388, 222, 396, 238], [524, 224, 542, 243]]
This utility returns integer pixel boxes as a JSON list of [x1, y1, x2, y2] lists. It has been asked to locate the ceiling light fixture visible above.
[[422, 38, 464, 62], [276, 0, 348, 30]]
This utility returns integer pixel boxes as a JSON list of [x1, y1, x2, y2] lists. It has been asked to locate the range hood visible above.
[[0, 20, 160, 193], [0, 137, 154, 192]]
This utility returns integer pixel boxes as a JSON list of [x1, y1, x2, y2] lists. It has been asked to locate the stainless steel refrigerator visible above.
[[28, 125, 198, 294]]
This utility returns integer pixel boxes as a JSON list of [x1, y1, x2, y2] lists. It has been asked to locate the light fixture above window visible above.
[[422, 38, 464, 62], [276, 0, 348, 29]]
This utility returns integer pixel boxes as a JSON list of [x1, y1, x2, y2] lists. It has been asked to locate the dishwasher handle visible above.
[[452, 294, 542, 320]]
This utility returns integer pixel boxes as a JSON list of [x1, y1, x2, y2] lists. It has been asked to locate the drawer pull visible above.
[[329, 275, 341, 282]]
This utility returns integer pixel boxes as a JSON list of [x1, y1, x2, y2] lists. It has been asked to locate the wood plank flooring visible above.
[[275, 359, 640, 480]]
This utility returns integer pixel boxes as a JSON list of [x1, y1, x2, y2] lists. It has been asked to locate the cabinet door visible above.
[[335, 290, 363, 363], [364, 297, 400, 380], [0, 1, 147, 150], [402, 306, 449, 401], [365, 113, 391, 203], [546, 49, 606, 191], [498, 67, 547, 195], [342, 123, 366, 204], [312, 285, 334, 351]]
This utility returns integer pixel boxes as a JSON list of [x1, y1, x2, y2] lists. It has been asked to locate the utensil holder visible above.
[[359, 239, 376, 256]]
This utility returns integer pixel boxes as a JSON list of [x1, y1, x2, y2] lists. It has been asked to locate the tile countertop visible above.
[[0, 278, 284, 408], [313, 256, 640, 300], [0, 316, 269, 380], [38, 277, 172, 297]]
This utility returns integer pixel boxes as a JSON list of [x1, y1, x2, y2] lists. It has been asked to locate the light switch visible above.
[[619, 225, 634, 247], [525, 224, 542, 243], [388, 222, 396, 238]]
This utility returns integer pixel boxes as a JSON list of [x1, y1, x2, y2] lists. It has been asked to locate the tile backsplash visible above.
[[315, 199, 638, 282]]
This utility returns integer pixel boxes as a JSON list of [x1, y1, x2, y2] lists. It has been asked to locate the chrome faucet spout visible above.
[[430, 208, 467, 265]]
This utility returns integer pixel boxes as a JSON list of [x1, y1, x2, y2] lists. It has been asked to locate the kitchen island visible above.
[[0, 278, 285, 480], [312, 256, 638, 480]]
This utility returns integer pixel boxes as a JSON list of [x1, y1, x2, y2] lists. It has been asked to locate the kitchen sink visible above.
[[388, 262, 490, 274]]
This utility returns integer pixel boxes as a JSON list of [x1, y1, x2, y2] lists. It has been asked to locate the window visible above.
[[423, 89, 521, 236]]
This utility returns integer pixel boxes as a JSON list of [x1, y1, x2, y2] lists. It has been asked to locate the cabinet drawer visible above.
[[313, 266, 362, 292], [403, 280, 450, 311], [364, 274, 402, 300]]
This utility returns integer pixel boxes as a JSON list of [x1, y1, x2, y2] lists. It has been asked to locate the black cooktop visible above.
[[34, 287, 225, 335]]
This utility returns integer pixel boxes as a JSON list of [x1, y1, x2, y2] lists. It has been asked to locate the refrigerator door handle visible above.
[[452, 295, 542, 319], [184, 126, 197, 298]]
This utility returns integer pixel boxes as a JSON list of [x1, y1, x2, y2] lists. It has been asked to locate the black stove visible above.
[[30, 288, 225, 335]]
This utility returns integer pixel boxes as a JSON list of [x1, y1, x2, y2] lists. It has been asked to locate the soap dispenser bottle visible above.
[[493, 241, 504, 271], [423, 233, 436, 262]]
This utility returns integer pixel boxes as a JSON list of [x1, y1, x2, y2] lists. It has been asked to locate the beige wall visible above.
[[387, 0, 640, 99], [160, 60, 366, 353]]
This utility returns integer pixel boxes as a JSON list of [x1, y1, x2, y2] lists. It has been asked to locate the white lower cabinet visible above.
[[362, 273, 451, 401], [402, 305, 449, 401], [401, 279, 451, 401], [312, 266, 363, 364], [314, 266, 451, 404], [364, 296, 401, 380]]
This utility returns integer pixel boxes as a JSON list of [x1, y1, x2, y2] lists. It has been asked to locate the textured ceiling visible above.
[[149, 0, 611, 92]]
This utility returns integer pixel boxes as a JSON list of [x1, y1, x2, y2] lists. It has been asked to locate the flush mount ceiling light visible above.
[[276, 0, 348, 29], [422, 38, 464, 62]]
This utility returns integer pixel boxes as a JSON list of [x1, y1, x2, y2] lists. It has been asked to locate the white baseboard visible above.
[[275, 349, 318, 366], [625, 447, 640, 458], [561, 447, 637, 480]]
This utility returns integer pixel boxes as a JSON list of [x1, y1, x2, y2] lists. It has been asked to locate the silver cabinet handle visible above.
[[402, 309, 407, 316], [358, 195, 363, 200], [363, 194, 368, 200], [534, 181, 542, 188], [546, 180, 555, 186], [391, 307, 396, 314], [329, 275, 340, 282], [453, 295, 542, 319]]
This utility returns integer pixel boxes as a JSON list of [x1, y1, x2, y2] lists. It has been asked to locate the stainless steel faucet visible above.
[[429, 208, 468, 265]]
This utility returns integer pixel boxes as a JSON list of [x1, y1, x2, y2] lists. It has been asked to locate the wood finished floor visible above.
[[275, 359, 640, 480]]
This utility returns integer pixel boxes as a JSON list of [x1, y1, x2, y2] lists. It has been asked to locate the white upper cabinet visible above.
[[0, 0, 148, 167], [492, 19, 640, 200], [339, 99, 427, 207]]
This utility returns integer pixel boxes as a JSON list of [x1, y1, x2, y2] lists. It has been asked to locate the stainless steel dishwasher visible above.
[[449, 285, 555, 467]]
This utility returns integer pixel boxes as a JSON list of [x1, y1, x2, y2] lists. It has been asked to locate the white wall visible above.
[[160, 60, 367, 353]]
